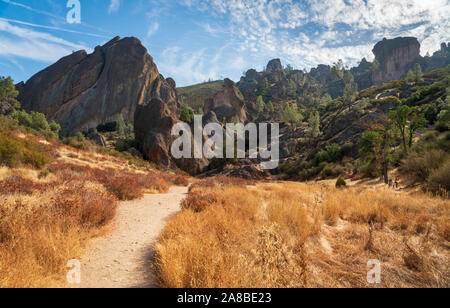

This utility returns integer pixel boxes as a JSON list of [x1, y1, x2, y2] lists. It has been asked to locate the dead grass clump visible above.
[[0, 180, 118, 287], [181, 191, 219, 212], [137, 174, 170, 194], [105, 176, 144, 201]]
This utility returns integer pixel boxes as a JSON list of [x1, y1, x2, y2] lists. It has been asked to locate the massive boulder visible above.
[[17, 36, 178, 135], [134, 98, 209, 175], [372, 37, 421, 84], [204, 78, 247, 123]]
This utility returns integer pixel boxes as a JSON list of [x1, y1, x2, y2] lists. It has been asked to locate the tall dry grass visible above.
[[0, 133, 190, 287], [155, 179, 449, 288]]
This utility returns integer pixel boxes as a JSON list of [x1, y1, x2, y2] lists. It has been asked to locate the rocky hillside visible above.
[[17, 36, 179, 135]]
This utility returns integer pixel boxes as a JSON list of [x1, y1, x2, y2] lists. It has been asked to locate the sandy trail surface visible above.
[[77, 186, 188, 288]]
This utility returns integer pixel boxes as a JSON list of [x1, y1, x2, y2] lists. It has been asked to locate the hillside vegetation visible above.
[[177, 80, 224, 111]]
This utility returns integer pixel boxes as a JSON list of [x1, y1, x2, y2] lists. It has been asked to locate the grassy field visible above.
[[177, 80, 224, 111], [0, 129, 189, 287], [155, 177, 449, 288]]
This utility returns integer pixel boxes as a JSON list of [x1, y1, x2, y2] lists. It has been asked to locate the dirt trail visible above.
[[77, 186, 188, 288]]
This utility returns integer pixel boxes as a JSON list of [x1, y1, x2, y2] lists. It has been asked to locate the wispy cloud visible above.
[[0, 20, 88, 62], [0, 17, 110, 38], [147, 22, 159, 38], [108, 0, 121, 14], [181, 0, 450, 70]]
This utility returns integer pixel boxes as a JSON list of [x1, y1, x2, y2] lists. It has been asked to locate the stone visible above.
[[17, 36, 178, 135]]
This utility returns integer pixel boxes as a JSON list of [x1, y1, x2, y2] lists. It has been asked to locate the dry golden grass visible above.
[[0, 133, 190, 288], [155, 179, 450, 288]]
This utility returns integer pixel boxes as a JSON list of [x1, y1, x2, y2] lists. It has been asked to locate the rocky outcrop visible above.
[[87, 130, 107, 147], [204, 78, 247, 123], [134, 98, 209, 175], [372, 37, 421, 84], [266, 59, 283, 72], [17, 36, 178, 135]]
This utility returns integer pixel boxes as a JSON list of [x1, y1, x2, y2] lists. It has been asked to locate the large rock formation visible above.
[[371, 37, 421, 83], [17, 36, 178, 135], [204, 78, 247, 123], [134, 98, 209, 175]]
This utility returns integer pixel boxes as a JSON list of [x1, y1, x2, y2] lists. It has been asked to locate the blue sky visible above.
[[0, 0, 449, 87]]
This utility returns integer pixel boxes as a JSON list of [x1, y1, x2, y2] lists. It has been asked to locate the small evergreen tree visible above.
[[180, 104, 194, 124], [307, 110, 321, 141], [0, 76, 20, 115]]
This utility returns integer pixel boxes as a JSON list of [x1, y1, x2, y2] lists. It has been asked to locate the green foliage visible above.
[[114, 138, 138, 152], [180, 104, 194, 124], [316, 143, 342, 164], [336, 177, 347, 188], [177, 80, 224, 111], [255, 96, 265, 113], [266, 101, 275, 113], [0, 131, 50, 169], [389, 105, 427, 152], [117, 114, 126, 136], [0, 76, 20, 116], [281, 103, 303, 128], [307, 110, 321, 140], [13, 110, 60, 139], [97, 121, 117, 133], [436, 95, 450, 131], [412, 63, 424, 83]]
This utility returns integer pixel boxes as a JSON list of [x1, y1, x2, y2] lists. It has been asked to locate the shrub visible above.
[[97, 121, 117, 133], [0, 132, 50, 169], [427, 160, 450, 193], [401, 149, 448, 181], [321, 163, 344, 178], [105, 176, 144, 201], [181, 191, 218, 212], [315, 143, 342, 164], [336, 177, 347, 188], [137, 174, 170, 193]]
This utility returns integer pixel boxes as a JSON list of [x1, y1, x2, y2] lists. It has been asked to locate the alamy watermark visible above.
[[367, 259, 381, 284], [66, 0, 81, 24], [66, 259, 81, 284], [171, 116, 280, 170]]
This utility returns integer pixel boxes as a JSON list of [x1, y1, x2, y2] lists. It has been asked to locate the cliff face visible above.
[[204, 78, 248, 123], [17, 36, 178, 135], [372, 37, 421, 84]]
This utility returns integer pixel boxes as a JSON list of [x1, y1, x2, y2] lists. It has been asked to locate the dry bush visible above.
[[105, 176, 144, 201], [137, 174, 170, 194], [0, 180, 117, 287]]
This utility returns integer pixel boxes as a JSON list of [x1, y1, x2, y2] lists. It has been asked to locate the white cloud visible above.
[[181, 0, 450, 70], [147, 22, 159, 37], [0, 20, 89, 63], [108, 0, 121, 14]]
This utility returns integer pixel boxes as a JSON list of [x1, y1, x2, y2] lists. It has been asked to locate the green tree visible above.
[[0, 76, 20, 115], [255, 96, 265, 113], [331, 59, 345, 80], [307, 110, 321, 141], [407, 69, 414, 82], [281, 103, 303, 137], [180, 104, 194, 124], [266, 101, 275, 113], [359, 120, 394, 182], [389, 106, 427, 152], [412, 63, 424, 83], [117, 114, 126, 136]]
